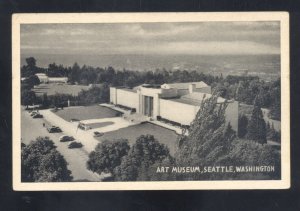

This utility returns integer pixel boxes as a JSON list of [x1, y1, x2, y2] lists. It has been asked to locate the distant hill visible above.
[[21, 54, 280, 78]]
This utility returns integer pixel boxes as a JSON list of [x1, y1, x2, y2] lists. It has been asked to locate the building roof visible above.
[[120, 88, 137, 93], [35, 73, 48, 79], [182, 92, 227, 103], [169, 92, 228, 106], [161, 81, 209, 90]]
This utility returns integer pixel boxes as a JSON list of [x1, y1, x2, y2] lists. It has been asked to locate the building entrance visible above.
[[143, 96, 153, 117]]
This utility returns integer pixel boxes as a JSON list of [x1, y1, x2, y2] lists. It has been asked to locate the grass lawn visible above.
[[95, 122, 178, 155], [32, 83, 90, 96], [53, 105, 122, 121]]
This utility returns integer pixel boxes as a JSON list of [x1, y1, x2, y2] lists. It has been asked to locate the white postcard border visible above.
[[12, 12, 290, 191]]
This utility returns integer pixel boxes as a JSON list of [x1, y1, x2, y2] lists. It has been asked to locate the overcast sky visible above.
[[21, 22, 280, 55]]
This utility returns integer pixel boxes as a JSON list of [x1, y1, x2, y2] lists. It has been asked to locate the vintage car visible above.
[[68, 141, 83, 149]]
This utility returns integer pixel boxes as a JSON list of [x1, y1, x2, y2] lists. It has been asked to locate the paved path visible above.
[[21, 109, 103, 182]]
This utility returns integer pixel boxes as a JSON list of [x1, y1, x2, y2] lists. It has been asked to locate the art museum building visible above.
[[110, 81, 238, 131]]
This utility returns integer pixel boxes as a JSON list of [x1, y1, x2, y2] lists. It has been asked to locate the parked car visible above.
[[68, 141, 83, 149], [30, 111, 39, 116], [59, 135, 74, 142], [47, 126, 62, 133], [93, 131, 104, 137], [32, 113, 43, 118]]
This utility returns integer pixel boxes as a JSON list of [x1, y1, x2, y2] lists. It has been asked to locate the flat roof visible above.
[[119, 88, 137, 93], [162, 81, 209, 89], [168, 98, 201, 106], [168, 93, 230, 106]]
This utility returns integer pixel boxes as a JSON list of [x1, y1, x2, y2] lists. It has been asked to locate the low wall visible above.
[[159, 99, 238, 131], [159, 99, 199, 126]]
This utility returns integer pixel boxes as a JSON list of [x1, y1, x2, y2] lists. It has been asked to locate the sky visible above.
[[21, 21, 280, 56]]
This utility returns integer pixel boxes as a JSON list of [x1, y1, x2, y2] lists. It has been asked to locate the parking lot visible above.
[[21, 109, 103, 181]]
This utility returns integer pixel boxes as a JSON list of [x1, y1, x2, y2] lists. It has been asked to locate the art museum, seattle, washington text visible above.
[[156, 166, 275, 173]]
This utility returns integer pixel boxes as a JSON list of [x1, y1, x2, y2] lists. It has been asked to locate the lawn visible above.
[[95, 122, 178, 155], [53, 105, 122, 121], [32, 83, 90, 96]]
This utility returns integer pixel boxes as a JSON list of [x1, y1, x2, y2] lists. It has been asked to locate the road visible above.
[[21, 109, 103, 182]]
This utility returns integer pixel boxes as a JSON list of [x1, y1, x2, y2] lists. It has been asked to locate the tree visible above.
[[27, 75, 40, 87], [87, 139, 130, 174], [214, 84, 228, 98], [41, 93, 49, 108], [246, 102, 267, 144], [217, 139, 281, 179], [145, 156, 176, 181], [21, 57, 38, 77], [176, 94, 235, 168], [268, 78, 280, 120], [21, 89, 36, 108], [269, 99, 281, 120], [77, 85, 109, 105], [21, 137, 72, 182], [36, 150, 73, 182], [267, 122, 281, 143], [69, 62, 81, 83], [238, 115, 248, 138], [26, 57, 36, 68], [47, 93, 74, 108], [174, 94, 237, 180], [113, 135, 171, 181]]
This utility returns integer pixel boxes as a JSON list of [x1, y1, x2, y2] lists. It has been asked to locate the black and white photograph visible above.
[[12, 13, 290, 190]]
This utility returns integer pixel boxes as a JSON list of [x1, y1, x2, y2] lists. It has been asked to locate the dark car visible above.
[[47, 126, 62, 133], [59, 135, 74, 142], [32, 113, 43, 118], [68, 141, 83, 149]]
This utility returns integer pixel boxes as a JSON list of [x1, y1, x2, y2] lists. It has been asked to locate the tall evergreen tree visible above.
[[246, 101, 267, 144], [238, 114, 248, 138], [176, 94, 235, 168], [269, 99, 281, 120]]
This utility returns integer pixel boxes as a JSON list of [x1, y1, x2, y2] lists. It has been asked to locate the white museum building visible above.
[[110, 81, 238, 131]]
